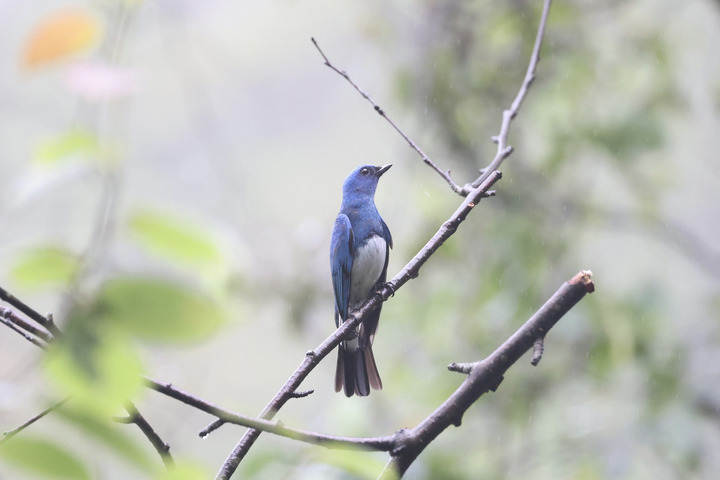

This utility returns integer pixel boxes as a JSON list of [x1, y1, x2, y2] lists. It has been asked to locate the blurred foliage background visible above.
[[1, 0, 719, 478]]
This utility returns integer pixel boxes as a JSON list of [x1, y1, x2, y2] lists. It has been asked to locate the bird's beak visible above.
[[376, 164, 392, 177]]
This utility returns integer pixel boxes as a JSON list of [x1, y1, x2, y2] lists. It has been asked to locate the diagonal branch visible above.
[[0, 397, 70, 445], [0, 310, 50, 348], [213, 172, 502, 480], [122, 401, 174, 468], [470, 0, 553, 189], [0, 286, 60, 338], [311, 38, 467, 195], [378, 270, 594, 479], [145, 377, 396, 451], [0, 288, 174, 470]]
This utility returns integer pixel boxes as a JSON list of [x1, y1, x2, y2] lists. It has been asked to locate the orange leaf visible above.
[[21, 8, 102, 69]]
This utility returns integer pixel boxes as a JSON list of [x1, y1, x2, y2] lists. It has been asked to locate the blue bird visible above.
[[331, 164, 393, 397]]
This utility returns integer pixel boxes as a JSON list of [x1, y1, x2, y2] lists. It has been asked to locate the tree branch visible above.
[[0, 397, 70, 445], [311, 38, 467, 196], [213, 172, 502, 479], [470, 0, 553, 190], [145, 377, 396, 451], [0, 309, 49, 348], [378, 270, 595, 479], [122, 401, 174, 468], [0, 287, 174, 469], [0, 286, 60, 338]]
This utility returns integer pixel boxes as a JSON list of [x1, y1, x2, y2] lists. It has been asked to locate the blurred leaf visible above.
[[587, 113, 664, 158], [0, 435, 90, 480], [34, 129, 100, 165], [157, 462, 210, 480], [57, 405, 155, 473], [21, 8, 102, 69], [44, 321, 144, 418], [10, 246, 77, 290], [129, 210, 224, 266], [314, 449, 385, 480], [98, 276, 226, 342]]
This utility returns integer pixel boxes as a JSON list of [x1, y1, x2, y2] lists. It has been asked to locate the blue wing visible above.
[[330, 214, 354, 327]]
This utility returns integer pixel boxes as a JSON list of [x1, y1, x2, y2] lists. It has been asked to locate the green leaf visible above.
[[98, 276, 226, 342], [157, 462, 210, 480], [44, 322, 144, 418], [34, 129, 99, 165], [129, 210, 223, 266], [10, 246, 77, 290], [314, 449, 386, 480], [0, 435, 90, 479]]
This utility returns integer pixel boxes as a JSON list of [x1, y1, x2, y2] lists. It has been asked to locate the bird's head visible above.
[[342, 164, 392, 198]]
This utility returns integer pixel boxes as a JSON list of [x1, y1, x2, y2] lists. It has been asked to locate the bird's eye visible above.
[[360, 168, 370, 176]]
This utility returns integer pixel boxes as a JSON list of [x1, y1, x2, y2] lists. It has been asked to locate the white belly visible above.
[[349, 235, 387, 310]]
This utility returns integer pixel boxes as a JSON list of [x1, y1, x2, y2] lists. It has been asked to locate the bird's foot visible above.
[[378, 282, 396, 297]]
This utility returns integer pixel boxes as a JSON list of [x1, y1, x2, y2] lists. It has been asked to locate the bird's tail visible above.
[[335, 341, 382, 397]]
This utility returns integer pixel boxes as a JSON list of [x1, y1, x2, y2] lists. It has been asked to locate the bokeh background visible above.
[[1, 0, 720, 478]]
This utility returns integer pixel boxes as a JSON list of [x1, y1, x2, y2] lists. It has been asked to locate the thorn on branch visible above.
[[290, 389, 314, 399], [530, 337, 545, 366], [447, 362, 474, 374]]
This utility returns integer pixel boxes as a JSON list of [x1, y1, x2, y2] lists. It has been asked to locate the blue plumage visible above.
[[331, 164, 393, 397]]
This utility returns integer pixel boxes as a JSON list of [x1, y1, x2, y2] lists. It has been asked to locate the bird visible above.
[[330, 164, 393, 397]]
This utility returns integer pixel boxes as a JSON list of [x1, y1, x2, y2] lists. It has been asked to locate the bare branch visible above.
[[379, 270, 595, 478], [470, 0, 553, 189], [123, 401, 174, 468], [311, 38, 467, 195], [1, 397, 70, 445], [0, 313, 49, 349], [0, 306, 52, 345], [0, 286, 60, 338], [145, 377, 396, 451], [214, 172, 502, 480]]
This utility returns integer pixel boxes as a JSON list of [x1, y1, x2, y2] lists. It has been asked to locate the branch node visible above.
[[290, 389, 314, 399], [305, 350, 315, 357], [447, 362, 474, 375], [451, 415, 463, 428], [530, 337, 545, 366]]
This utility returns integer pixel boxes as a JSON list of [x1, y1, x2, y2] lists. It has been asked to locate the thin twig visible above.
[[0, 315, 48, 349], [311, 38, 467, 195], [470, 0, 553, 190], [0, 306, 52, 345], [145, 377, 395, 451], [1, 397, 70, 445], [123, 401, 174, 468], [214, 172, 502, 480], [0, 286, 175, 470], [0, 286, 60, 338]]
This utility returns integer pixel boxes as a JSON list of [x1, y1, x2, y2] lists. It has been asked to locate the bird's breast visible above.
[[349, 235, 387, 309]]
